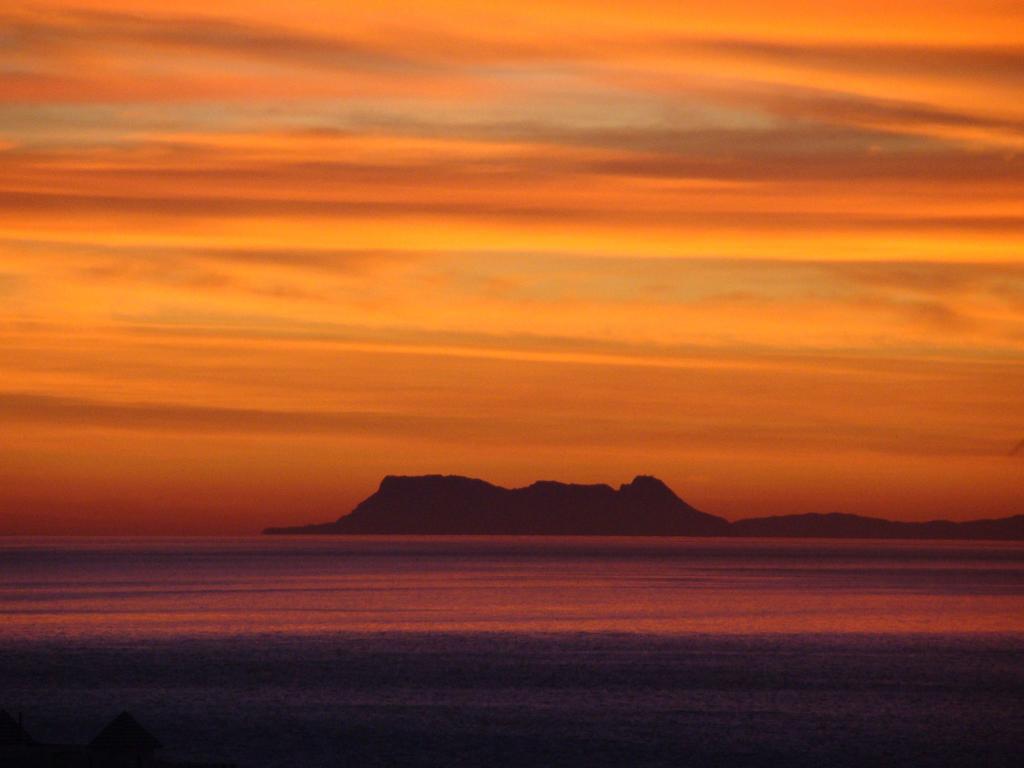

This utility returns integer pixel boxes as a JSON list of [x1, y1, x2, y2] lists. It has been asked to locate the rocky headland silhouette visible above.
[[263, 474, 1023, 540], [266, 475, 728, 536]]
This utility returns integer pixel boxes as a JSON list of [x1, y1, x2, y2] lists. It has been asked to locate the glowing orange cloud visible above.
[[1, 1, 1022, 532]]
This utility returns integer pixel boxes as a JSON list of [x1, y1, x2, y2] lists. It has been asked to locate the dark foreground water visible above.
[[1, 537, 1022, 767]]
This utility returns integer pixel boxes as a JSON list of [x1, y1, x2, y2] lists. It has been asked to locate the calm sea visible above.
[[1, 537, 1022, 767]]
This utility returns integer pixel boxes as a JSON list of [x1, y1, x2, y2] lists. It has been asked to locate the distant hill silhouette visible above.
[[731, 512, 1024, 540], [264, 474, 1022, 539], [264, 474, 729, 536]]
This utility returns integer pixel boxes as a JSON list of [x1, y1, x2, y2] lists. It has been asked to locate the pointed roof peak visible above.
[[90, 711, 162, 753]]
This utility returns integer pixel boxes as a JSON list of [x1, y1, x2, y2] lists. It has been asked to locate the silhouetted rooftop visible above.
[[89, 712, 162, 753], [0, 709, 34, 746]]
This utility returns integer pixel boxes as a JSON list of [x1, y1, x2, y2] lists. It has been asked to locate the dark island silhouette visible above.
[[267, 475, 729, 536], [263, 474, 1023, 540]]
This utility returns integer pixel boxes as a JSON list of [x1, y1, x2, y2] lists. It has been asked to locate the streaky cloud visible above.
[[2, 8, 433, 74], [2, 189, 1024, 234]]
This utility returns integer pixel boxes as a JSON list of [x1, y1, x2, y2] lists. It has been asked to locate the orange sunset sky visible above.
[[1, 1, 1022, 533]]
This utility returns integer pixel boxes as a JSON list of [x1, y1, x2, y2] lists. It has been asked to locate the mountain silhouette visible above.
[[264, 474, 1023, 539], [264, 474, 729, 536]]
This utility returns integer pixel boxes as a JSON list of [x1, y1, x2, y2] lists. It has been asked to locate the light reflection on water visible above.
[[2, 537, 1023, 767], [1, 536, 1022, 638]]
